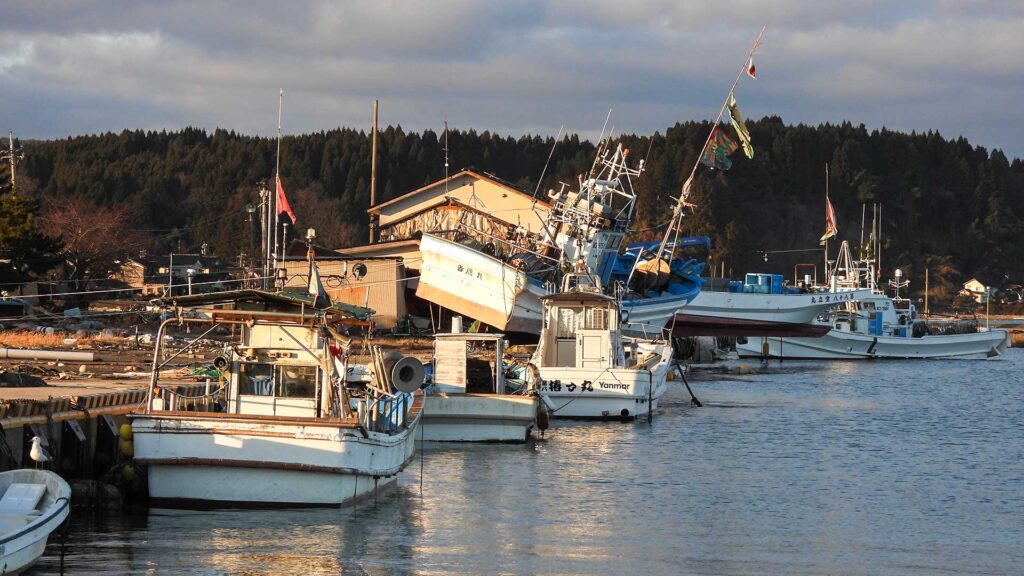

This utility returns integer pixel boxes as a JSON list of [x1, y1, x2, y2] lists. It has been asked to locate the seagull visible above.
[[29, 436, 51, 469]]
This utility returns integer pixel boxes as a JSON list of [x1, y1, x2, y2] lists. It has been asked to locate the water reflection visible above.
[[38, 350, 1024, 575]]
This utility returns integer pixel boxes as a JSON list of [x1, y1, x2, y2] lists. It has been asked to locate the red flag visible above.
[[276, 175, 297, 224], [747, 56, 756, 79]]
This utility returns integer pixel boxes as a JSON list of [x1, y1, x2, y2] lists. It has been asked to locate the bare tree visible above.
[[37, 197, 144, 289]]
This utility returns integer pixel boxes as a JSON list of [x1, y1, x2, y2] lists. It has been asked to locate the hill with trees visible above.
[[3, 117, 1022, 306]]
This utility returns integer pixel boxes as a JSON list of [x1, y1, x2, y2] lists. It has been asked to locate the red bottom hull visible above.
[[670, 314, 831, 338]]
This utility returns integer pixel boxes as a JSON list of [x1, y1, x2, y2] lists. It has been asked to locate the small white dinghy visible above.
[[0, 469, 71, 575]]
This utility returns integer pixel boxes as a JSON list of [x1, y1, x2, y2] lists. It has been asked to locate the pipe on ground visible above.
[[0, 348, 95, 362]]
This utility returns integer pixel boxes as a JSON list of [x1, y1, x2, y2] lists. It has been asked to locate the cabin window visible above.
[[238, 363, 318, 398], [278, 365, 317, 398], [583, 307, 607, 330], [238, 363, 274, 396], [556, 307, 579, 338]]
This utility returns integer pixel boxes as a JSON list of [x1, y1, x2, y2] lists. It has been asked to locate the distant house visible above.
[[367, 169, 550, 245], [113, 254, 231, 296], [961, 278, 990, 304]]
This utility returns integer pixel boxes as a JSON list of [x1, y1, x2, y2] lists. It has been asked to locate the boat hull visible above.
[[421, 394, 539, 442], [417, 233, 546, 334], [621, 291, 698, 339], [0, 470, 71, 576], [737, 329, 1011, 359], [131, 411, 420, 507], [674, 289, 870, 337], [537, 364, 670, 420]]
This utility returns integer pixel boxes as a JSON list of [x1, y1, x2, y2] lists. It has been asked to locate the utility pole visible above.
[[1, 131, 24, 191], [369, 99, 379, 243]]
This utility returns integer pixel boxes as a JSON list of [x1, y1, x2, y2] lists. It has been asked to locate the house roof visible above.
[[367, 169, 548, 214], [157, 288, 374, 319]]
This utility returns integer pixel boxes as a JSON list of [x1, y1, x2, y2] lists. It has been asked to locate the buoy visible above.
[[536, 405, 550, 432], [119, 424, 133, 441]]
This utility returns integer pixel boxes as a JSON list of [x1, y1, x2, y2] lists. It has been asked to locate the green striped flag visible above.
[[728, 94, 753, 159]]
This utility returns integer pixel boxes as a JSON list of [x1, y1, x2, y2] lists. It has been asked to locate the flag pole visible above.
[[273, 88, 283, 273], [824, 163, 829, 283], [653, 25, 766, 264]]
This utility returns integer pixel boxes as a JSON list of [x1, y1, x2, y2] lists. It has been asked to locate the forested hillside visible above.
[[3, 118, 1023, 302]]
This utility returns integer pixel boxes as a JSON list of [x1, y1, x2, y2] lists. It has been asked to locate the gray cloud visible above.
[[1, 0, 1022, 157]]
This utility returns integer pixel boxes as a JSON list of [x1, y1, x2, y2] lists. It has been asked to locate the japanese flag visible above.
[[747, 56, 756, 79]]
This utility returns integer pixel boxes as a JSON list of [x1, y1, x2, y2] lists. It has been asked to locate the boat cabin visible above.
[[833, 293, 919, 338], [536, 274, 631, 370], [432, 333, 506, 394]]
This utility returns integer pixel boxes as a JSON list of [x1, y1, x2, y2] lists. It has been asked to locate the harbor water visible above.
[[39, 349, 1023, 575]]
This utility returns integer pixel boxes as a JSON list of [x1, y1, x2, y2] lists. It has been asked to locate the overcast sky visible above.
[[2, 1, 1022, 158]]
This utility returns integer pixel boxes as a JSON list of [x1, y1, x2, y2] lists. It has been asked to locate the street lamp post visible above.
[[187, 268, 196, 295]]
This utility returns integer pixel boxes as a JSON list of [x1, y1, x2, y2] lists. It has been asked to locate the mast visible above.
[[443, 119, 449, 195], [823, 163, 829, 282], [272, 88, 283, 272], [369, 99, 379, 243], [653, 26, 766, 265]]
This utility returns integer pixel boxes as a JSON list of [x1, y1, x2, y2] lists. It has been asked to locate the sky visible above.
[[1, 1, 1022, 158]]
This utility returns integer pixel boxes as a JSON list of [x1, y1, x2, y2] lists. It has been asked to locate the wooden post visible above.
[[924, 268, 929, 315], [369, 99, 379, 243]]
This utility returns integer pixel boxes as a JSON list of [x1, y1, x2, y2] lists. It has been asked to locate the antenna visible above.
[[443, 118, 449, 195], [533, 125, 564, 199]]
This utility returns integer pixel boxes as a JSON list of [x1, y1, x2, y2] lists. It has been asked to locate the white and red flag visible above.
[[747, 56, 756, 79]]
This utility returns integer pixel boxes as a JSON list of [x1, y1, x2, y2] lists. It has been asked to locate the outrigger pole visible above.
[[651, 26, 766, 267]]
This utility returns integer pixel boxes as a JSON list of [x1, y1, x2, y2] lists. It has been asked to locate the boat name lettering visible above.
[[456, 264, 483, 280], [540, 379, 595, 392], [810, 293, 855, 304]]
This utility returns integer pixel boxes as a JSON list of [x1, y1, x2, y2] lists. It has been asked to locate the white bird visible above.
[[29, 436, 51, 468]]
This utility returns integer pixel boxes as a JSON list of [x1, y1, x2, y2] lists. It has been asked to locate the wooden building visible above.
[[281, 256, 408, 329], [368, 169, 550, 244]]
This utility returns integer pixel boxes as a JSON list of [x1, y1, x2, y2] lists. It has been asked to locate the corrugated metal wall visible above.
[[282, 258, 407, 328]]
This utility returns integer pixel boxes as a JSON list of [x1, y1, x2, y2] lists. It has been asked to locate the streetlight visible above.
[[187, 268, 196, 295]]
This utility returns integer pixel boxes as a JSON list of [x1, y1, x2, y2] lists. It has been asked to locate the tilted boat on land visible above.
[[416, 143, 702, 337]]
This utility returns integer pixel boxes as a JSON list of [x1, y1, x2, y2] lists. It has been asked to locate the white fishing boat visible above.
[[416, 143, 701, 336], [131, 294, 425, 507], [673, 273, 871, 337], [737, 291, 1010, 359], [530, 274, 672, 420], [421, 327, 544, 442], [0, 469, 71, 575], [417, 232, 548, 334], [736, 242, 1010, 359]]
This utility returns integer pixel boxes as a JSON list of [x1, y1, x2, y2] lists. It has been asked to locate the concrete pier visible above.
[[1, 379, 208, 476]]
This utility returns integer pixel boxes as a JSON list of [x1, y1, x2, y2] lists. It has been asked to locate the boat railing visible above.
[[357, 391, 416, 434], [155, 381, 225, 413]]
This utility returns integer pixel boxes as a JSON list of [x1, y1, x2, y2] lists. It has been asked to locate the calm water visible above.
[[39, 350, 1024, 575]]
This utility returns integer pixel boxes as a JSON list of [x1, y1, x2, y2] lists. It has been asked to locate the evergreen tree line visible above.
[[2, 118, 1021, 302]]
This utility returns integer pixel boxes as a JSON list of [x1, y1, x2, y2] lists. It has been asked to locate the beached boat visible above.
[[530, 274, 672, 420], [421, 329, 544, 442], [0, 469, 70, 574], [674, 273, 871, 337], [416, 143, 702, 336], [131, 293, 425, 507]]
